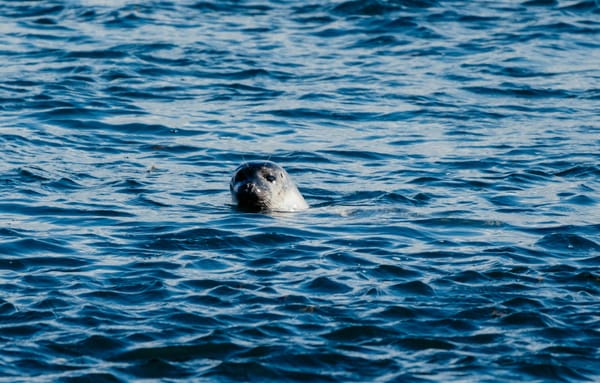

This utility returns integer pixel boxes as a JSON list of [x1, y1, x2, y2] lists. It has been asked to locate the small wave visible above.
[[1, 0, 599, 382], [333, 0, 436, 16], [0, 238, 75, 256], [390, 280, 435, 296], [266, 108, 378, 121], [554, 164, 600, 178], [463, 84, 573, 99], [303, 276, 353, 294], [536, 233, 600, 252]]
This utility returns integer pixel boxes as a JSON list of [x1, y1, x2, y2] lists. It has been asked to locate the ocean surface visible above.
[[1, 0, 599, 381]]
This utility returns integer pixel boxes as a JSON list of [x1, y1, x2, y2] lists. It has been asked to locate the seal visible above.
[[230, 160, 309, 212]]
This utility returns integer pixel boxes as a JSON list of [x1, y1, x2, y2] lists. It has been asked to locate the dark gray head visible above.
[[230, 161, 308, 212]]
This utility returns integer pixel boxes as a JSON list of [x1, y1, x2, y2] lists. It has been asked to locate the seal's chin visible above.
[[236, 195, 268, 212]]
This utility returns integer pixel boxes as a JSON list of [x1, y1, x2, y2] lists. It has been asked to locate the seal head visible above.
[[230, 161, 308, 212]]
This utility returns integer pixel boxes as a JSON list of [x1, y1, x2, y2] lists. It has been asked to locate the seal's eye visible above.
[[266, 174, 276, 183]]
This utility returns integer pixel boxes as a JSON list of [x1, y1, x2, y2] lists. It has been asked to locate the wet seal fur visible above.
[[230, 161, 308, 212]]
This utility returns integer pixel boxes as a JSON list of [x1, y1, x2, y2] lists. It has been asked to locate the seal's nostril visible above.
[[240, 183, 257, 195]]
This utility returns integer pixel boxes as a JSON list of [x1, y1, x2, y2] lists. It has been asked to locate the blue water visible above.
[[1, 0, 599, 381]]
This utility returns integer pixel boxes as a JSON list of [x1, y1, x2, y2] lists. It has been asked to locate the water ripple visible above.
[[1, 0, 599, 382]]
